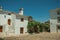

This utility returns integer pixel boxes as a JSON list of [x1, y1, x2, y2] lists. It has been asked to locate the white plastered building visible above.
[[0, 7, 28, 35], [50, 8, 60, 33]]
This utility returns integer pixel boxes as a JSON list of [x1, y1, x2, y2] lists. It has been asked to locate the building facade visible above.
[[0, 7, 28, 35], [50, 8, 60, 33]]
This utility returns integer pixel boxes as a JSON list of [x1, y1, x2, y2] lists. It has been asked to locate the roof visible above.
[[16, 14, 29, 18], [49, 8, 60, 12], [0, 10, 29, 18]]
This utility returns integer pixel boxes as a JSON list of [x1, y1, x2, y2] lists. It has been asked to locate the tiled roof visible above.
[[0, 10, 29, 18]]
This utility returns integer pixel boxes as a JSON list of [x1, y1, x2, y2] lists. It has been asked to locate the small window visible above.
[[8, 19, 11, 25], [57, 11, 60, 15], [57, 25, 60, 29], [21, 18, 24, 22], [8, 13, 11, 15], [4, 15, 6, 18], [57, 17, 60, 23]]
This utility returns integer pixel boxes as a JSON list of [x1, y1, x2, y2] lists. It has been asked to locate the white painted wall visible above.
[[50, 19, 57, 33], [0, 14, 13, 33], [0, 14, 5, 25], [50, 11, 58, 33], [0, 14, 5, 33], [3, 14, 13, 33], [0, 13, 28, 35], [0, 13, 16, 32], [15, 19, 28, 34]]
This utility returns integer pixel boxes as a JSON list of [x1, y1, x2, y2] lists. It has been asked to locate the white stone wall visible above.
[[15, 19, 28, 34], [0, 13, 28, 35], [0, 14, 14, 33], [11, 14, 16, 33], [50, 11, 58, 33], [0, 14, 5, 25], [0, 14, 5, 33], [4, 14, 12, 32], [50, 19, 57, 33]]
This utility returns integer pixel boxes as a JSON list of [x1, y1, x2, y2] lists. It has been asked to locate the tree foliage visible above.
[[27, 16, 50, 33], [27, 20, 40, 34], [43, 20, 50, 32]]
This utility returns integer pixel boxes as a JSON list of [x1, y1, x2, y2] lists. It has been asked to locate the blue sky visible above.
[[0, 0, 60, 23]]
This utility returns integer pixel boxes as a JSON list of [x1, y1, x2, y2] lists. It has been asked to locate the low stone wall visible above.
[[1, 33, 60, 40]]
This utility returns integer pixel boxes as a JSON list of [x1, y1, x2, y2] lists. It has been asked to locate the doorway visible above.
[[20, 27, 24, 34], [0, 26, 3, 32], [57, 25, 60, 33]]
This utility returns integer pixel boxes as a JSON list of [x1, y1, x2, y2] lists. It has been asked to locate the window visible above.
[[57, 17, 60, 23], [57, 11, 60, 15], [8, 13, 11, 15], [57, 25, 60, 29], [4, 15, 6, 18], [21, 18, 24, 22], [8, 19, 11, 25]]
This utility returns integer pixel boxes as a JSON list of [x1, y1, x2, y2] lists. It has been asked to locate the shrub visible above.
[[0, 38, 4, 40]]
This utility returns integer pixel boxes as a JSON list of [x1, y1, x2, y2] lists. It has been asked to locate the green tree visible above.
[[28, 16, 41, 33], [27, 21, 35, 34], [43, 20, 50, 32], [39, 23, 43, 32], [27, 20, 41, 33]]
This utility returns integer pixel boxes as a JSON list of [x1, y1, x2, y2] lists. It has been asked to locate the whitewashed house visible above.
[[50, 8, 60, 33], [0, 6, 28, 35]]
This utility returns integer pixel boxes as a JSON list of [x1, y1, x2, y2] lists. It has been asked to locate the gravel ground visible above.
[[0, 32, 60, 40]]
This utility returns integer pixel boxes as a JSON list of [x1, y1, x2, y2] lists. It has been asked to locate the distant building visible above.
[[50, 8, 60, 33], [0, 6, 28, 35]]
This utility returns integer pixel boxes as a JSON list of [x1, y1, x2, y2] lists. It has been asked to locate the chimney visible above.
[[19, 8, 23, 15], [0, 6, 2, 11]]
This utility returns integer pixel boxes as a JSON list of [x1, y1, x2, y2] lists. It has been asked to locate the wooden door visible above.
[[0, 26, 3, 32], [20, 27, 24, 34]]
